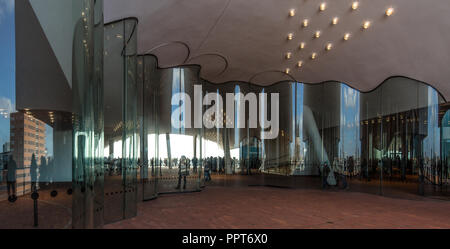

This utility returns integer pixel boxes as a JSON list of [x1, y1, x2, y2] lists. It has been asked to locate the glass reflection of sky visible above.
[[423, 86, 441, 159], [290, 83, 305, 161], [171, 68, 185, 134], [339, 84, 361, 158], [235, 85, 240, 148], [0, 3, 15, 152]]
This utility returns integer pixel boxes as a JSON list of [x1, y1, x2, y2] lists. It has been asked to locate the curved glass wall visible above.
[[442, 108, 450, 191], [5, 4, 449, 229], [1, 0, 104, 229], [134, 58, 449, 199], [72, 0, 105, 228], [103, 18, 138, 223], [139, 59, 204, 199]]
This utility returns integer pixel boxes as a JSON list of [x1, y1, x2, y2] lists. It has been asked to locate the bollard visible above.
[[31, 191, 39, 227]]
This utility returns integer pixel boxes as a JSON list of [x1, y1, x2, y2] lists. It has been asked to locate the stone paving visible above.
[[2, 175, 450, 229], [105, 183, 450, 229], [0, 185, 72, 229]]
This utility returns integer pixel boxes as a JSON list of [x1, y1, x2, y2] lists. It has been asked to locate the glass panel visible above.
[[123, 19, 138, 219], [441, 109, 450, 194], [103, 18, 138, 224], [140, 56, 158, 200], [4, 0, 103, 229], [72, 0, 104, 228]]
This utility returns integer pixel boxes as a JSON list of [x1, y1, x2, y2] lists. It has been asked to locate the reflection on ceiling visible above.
[[104, 0, 450, 100]]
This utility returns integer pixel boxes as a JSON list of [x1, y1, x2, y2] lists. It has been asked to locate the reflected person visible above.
[[192, 156, 198, 174], [176, 155, 189, 190], [7, 155, 17, 199], [30, 154, 38, 192]]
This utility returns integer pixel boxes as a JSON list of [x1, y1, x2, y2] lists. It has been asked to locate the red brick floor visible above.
[[105, 184, 450, 229], [0, 185, 72, 229]]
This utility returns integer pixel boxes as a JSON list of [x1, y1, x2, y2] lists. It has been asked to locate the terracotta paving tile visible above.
[[105, 184, 450, 229]]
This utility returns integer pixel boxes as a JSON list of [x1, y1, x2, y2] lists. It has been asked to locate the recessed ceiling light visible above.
[[314, 31, 321, 38], [344, 33, 351, 41], [286, 52, 292, 59], [386, 7, 394, 16], [300, 42, 306, 49], [332, 17, 339, 25], [289, 9, 296, 17], [363, 21, 371, 29], [297, 61, 304, 68], [311, 53, 317, 60], [352, 2, 359, 10], [320, 3, 327, 11], [285, 68, 291, 74], [288, 33, 294, 40], [326, 43, 333, 51], [303, 19, 309, 27]]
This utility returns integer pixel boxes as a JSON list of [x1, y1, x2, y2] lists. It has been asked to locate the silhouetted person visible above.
[[192, 157, 198, 173], [419, 157, 425, 195], [150, 158, 155, 176], [322, 162, 330, 189], [340, 158, 348, 189], [7, 155, 17, 198], [204, 158, 211, 182], [176, 156, 188, 190], [30, 154, 38, 192], [348, 156, 354, 179], [232, 157, 236, 175], [219, 157, 224, 174]]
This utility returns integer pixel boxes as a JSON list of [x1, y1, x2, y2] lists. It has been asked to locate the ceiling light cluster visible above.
[[299, 42, 306, 50], [332, 17, 339, 25], [289, 9, 296, 17], [344, 33, 351, 41], [283, 4, 395, 73], [386, 7, 395, 16], [287, 33, 294, 40], [363, 21, 371, 29], [302, 19, 309, 28], [314, 31, 321, 39], [286, 52, 292, 59]]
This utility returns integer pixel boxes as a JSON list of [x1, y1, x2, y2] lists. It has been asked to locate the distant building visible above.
[[2, 142, 10, 153], [8, 112, 46, 196]]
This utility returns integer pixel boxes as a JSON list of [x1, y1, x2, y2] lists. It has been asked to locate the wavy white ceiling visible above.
[[104, 0, 450, 100]]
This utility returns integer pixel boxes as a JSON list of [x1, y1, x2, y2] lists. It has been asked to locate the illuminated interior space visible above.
[[0, 0, 449, 229]]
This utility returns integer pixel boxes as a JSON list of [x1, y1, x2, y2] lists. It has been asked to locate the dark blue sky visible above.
[[0, 1, 15, 151]]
